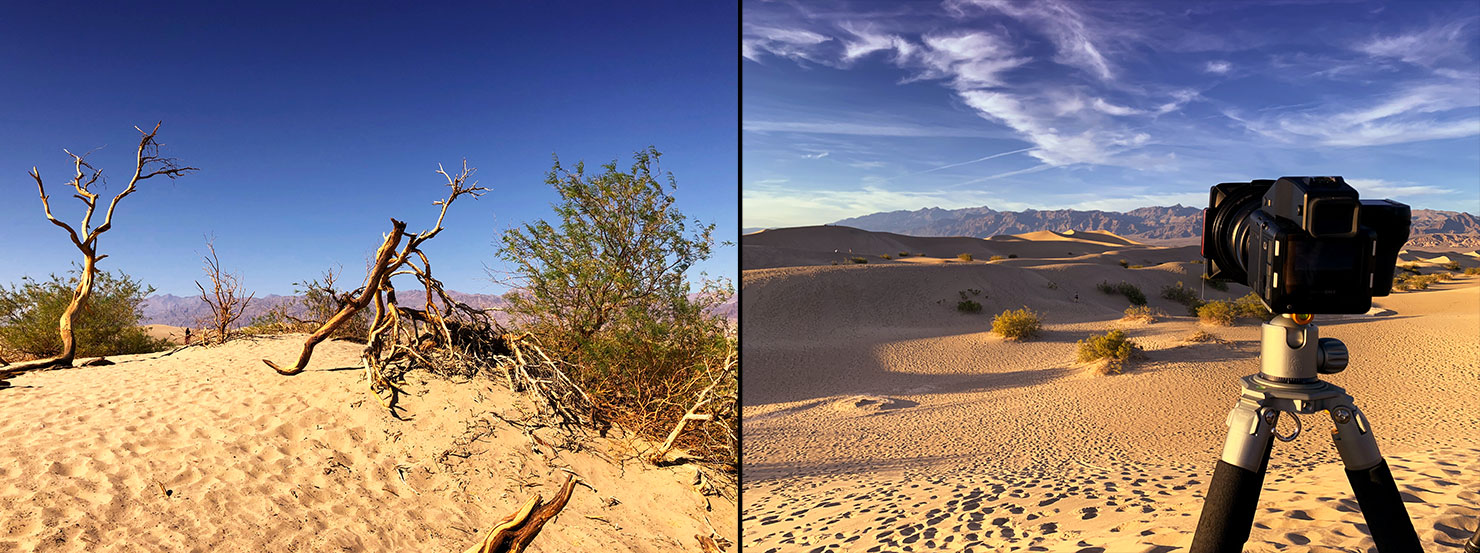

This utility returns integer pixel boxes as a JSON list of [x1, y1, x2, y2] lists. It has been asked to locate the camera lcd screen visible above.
[[1284, 239, 1364, 297]]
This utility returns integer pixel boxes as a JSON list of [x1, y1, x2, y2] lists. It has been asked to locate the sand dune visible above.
[[742, 225, 1480, 551], [0, 336, 734, 551]]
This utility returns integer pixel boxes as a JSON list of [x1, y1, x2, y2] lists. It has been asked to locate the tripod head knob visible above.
[[1317, 337, 1348, 374]]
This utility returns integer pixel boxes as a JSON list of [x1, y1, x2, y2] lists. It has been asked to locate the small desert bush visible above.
[[1008, 253, 1018, 258], [1438, 271, 1455, 281], [958, 253, 974, 262], [992, 307, 1042, 340], [1077, 330, 1138, 374], [1202, 273, 1229, 292], [898, 252, 910, 257], [1442, 261, 1461, 271], [1046, 281, 1059, 290], [1161, 282, 1204, 314], [989, 255, 1007, 261], [1465, 267, 1480, 276], [1233, 292, 1273, 321], [1122, 305, 1161, 323], [850, 257, 868, 264], [1185, 330, 1218, 343], [1197, 301, 1237, 326], [1399, 263, 1421, 275], [957, 300, 983, 313], [879, 254, 892, 260], [0, 268, 172, 358], [1096, 281, 1148, 305], [1394, 273, 1445, 291], [1118, 259, 1129, 268]]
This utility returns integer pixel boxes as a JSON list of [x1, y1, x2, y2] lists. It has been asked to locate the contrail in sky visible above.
[[881, 147, 1037, 182]]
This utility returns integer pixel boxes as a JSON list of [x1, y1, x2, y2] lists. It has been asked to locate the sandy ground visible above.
[[0, 335, 735, 552], [741, 225, 1480, 552]]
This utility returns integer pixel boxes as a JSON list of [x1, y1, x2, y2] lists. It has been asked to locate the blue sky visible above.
[[0, 2, 736, 296], [742, 0, 1480, 229]]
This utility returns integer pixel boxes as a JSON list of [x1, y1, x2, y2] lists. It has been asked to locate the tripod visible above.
[[1190, 314, 1422, 552]]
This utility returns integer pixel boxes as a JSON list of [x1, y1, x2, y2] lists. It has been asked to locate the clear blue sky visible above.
[[743, 0, 1480, 229], [1, 2, 737, 296]]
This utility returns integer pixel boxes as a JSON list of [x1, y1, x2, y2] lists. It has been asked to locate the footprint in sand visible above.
[[1079, 506, 1099, 520]]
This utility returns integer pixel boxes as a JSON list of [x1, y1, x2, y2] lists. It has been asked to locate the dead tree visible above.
[[262, 161, 486, 409], [464, 474, 577, 553], [4, 123, 194, 373], [195, 237, 255, 344]]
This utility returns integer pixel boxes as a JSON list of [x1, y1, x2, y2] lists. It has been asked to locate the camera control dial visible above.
[[1317, 337, 1348, 374]]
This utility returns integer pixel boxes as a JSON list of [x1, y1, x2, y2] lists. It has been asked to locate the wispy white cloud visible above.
[[1345, 178, 1457, 196], [743, 119, 1005, 138], [945, 0, 1115, 81], [742, 25, 834, 64], [801, 151, 830, 159], [1358, 19, 1475, 68], [1227, 83, 1480, 147], [1204, 60, 1231, 74]]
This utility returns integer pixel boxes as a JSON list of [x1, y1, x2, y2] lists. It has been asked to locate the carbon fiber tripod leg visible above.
[[1330, 405, 1421, 552], [1191, 398, 1277, 553]]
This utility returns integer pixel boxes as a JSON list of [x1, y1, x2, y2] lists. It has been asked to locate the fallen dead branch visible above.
[[262, 161, 487, 413], [463, 474, 577, 553], [649, 350, 736, 465], [491, 333, 596, 446]]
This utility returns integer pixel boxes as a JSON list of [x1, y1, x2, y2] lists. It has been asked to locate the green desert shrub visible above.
[[1442, 261, 1461, 271], [1077, 329, 1138, 374], [958, 253, 974, 262], [992, 307, 1042, 340], [1399, 263, 1421, 275], [879, 254, 893, 260], [1466, 267, 1480, 276], [1233, 292, 1273, 321], [495, 147, 735, 465], [0, 268, 172, 358], [1118, 259, 1129, 268], [957, 300, 983, 313], [898, 252, 910, 257], [1202, 273, 1229, 292], [1197, 300, 1238, 326], [989, 255, 1007, 261], [850, 257, 868, 264], [1161, 282, 1204, 314], [1096, 281, 1147, 305], [1394, 273, 1444, 291]]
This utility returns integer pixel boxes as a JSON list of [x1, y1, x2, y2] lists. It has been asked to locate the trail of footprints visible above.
[[744, 462, 1207, 552]]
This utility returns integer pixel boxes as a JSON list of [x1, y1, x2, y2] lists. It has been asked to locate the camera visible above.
[[1201, 176, 1410, 314]]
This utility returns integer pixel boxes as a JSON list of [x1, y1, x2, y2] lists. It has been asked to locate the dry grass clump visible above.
[[1122, 305, 1161, 323], [850, 256, 868, 264], [957, 300, 983, 313], [957, 253, 974, 262], [991, 307, 1042, 340], [1466, 267, 1480, 276], [1096, 280, 1147, 305], [1442, 261, 1461, 271], [989, 255, 1007, 261], [1183, 330, 1232, 345], [1077, 329, 1139, 374]]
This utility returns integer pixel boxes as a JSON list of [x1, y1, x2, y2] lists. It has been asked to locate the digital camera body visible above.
[[1202, 176, 1410, 314]]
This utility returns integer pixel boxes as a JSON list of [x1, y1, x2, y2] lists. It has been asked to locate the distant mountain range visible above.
[[140, 289, 737, 328], [824, 205, 1480, 249]]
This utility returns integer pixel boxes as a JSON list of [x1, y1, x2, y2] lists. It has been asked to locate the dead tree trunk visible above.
[[464, 474, 577, 553], [3, 123, 194, 375], [262, 220, 406, 375], [263, 162, 485, 413]]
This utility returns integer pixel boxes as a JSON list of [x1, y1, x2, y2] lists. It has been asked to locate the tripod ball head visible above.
[[1317, 338, 1348, 374]]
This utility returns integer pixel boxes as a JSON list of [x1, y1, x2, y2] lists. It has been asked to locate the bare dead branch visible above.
[[195, 237, 255, 345], [463, 474, 577, 553]]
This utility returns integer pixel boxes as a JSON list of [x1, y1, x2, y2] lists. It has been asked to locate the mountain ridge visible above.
[[830, 205, 1480, 248]]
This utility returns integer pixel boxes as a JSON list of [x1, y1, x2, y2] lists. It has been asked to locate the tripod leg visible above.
[[1192, 400, 1276, 553], [1329, 404, 1422, 552]]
